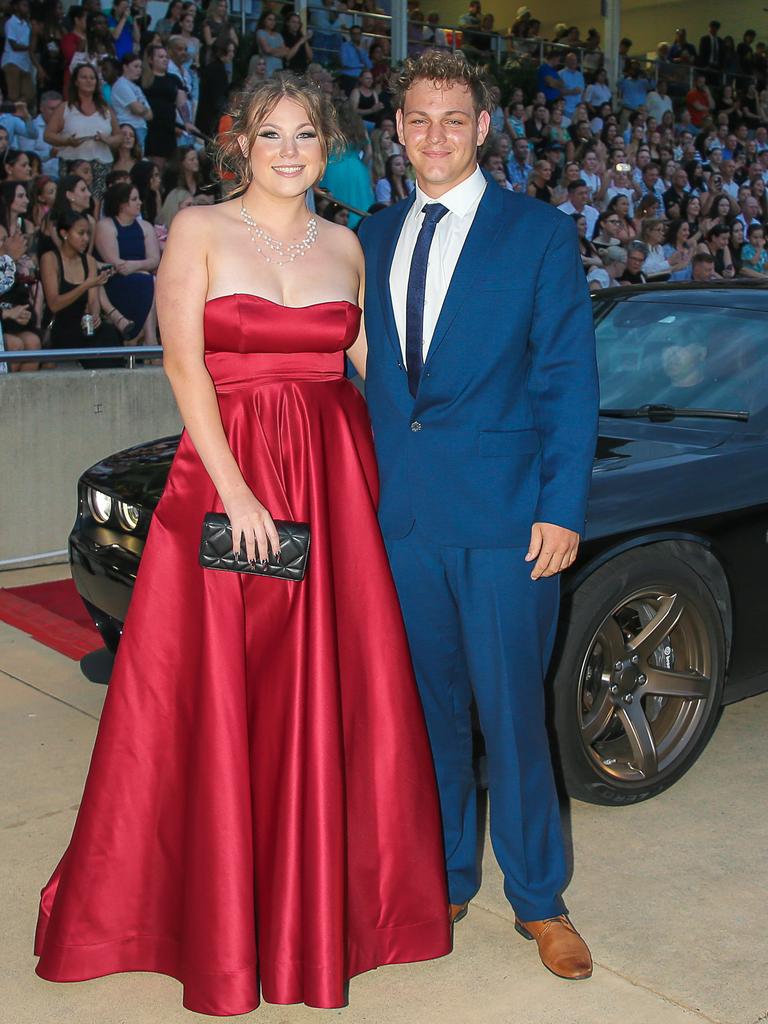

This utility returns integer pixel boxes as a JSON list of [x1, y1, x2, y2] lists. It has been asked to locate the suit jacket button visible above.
[[410, 420, 422, 432]]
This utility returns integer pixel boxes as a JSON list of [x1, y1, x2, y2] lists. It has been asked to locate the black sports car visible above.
[[70, 282, 768, 805]]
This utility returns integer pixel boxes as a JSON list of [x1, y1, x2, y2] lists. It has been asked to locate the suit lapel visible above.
[[424, 181, 506, 369], [377, 191, 416, 361]]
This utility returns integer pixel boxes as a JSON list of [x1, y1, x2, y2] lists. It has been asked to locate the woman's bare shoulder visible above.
[[316, 219, 364, 280], [317, 218, 363, 256], [166, 201, 237, 242]]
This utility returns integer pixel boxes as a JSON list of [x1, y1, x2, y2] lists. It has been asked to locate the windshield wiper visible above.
[[600, 404, 749, 422]]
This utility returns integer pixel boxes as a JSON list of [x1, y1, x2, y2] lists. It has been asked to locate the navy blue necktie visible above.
[[405, 202, 449, 398]]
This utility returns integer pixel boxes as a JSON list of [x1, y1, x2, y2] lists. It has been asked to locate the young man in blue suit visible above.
[[357, 51, 599, 981]]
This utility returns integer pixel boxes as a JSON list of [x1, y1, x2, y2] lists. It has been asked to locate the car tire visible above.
[[552, 546, 726, 806], [82, 599, 123, 655]]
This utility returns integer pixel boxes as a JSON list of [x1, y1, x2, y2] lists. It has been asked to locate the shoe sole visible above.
[[452, 905, 468, 925], [514, 921, 593, 981]]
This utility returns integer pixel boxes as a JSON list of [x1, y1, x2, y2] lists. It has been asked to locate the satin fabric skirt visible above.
[[35, 352, 451, 1015]]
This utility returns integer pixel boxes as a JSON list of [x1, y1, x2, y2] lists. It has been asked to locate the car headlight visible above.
[[87, 487, 113, 524], [116, 501, 140, 531]]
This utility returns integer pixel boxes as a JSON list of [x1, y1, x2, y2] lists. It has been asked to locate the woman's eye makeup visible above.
[[257, 130, 318, 140]]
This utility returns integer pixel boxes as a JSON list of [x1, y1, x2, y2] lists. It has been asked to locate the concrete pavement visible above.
[[2, 564, 767, 1024]]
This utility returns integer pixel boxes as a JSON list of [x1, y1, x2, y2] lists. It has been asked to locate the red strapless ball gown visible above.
[[34, 295, 451, 1015]]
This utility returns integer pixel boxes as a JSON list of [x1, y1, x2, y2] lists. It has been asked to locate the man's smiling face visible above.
[[396, 78, 490, 198]]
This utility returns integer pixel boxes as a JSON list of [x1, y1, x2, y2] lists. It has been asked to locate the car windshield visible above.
[[593, 296, 768, 420]]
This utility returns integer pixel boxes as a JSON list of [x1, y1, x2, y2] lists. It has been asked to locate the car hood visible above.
[[82, 435, 181, 509], [593, 424, 725, 470], [586, 422, 741, 540], [81, 425, 728, 511]]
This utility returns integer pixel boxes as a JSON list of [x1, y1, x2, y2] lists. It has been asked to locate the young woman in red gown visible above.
[[34, 76, 451, 1015]]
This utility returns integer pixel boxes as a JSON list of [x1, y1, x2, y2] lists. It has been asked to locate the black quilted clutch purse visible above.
[[199, 512, 310, 581]]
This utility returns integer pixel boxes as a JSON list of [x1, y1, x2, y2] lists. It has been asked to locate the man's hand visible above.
[[525, 522, 580, 579]]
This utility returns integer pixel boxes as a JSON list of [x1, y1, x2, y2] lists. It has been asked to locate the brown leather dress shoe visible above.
[[515, 915, 593, 980], [449, 902, 468, 925]]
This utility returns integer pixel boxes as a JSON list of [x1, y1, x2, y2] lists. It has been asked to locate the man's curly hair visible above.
[[391, 50, 493, 116]]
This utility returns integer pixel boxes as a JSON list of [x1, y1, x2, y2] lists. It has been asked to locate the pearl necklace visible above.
[[239, 201, 318, 265]]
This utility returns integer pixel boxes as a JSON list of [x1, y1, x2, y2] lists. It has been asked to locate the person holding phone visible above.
[[40, 209, 124, 366]]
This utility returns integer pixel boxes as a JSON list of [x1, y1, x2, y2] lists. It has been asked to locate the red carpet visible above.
[[0, 578, 102, 660]]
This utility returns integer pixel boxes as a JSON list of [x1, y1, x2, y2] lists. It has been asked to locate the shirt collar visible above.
[[413, 164, 487, 220]]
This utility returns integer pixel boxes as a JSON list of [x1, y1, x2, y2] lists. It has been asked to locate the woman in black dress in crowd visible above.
[[0, 179, 39, 313], [572, 212, 602, 273], [39, 210, 122, 367], [699, 224, 736, 278], [0, 180, 40, 367], [40, 173, 95, 254], [85, 9, 117, 63], [526, 159, 554, 203], [39, 174, 135, 336], [729, 219, 745, 273], [196, 38, 233, 137], [143, 43, 185, 168], [32, 0, 65, 94], [281, 11, 313, 73], [681, 193, 703, 245], [349, 69, 384, 126], [130, 159, 163, 223], [605, 193, 638, 245]]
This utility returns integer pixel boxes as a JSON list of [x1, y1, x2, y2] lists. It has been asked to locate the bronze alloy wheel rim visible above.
[[577, 587, 713, 784]]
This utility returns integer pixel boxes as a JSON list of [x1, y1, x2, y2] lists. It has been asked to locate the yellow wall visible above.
[[433, 0, 768, 55]]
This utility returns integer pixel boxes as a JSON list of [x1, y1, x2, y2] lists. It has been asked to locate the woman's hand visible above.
[[5, 305, 31, 324], [2, 232, 27, 260], [223, 490, 281, 564], [88, 267, 113, 287], [115, 260, 129, 274]]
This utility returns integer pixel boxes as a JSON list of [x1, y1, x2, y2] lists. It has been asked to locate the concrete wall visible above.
[[0, 368, 182, 568]]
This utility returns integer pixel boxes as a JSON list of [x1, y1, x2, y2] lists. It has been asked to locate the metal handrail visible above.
[[0, 345, 163, 367], [302, 3, 393, 63], [312, 186, 370, 220]]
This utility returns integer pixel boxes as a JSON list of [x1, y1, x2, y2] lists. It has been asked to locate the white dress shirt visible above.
[[557, 199, 599, 239], [390, 164, 486, 362], [17, 113, 59, 178]]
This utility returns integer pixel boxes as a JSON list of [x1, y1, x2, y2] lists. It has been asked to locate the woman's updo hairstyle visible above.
[[216, 74, 346, 197], [103, 181, 135, 218]]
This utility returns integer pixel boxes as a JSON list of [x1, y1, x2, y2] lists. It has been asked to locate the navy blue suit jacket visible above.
[[357, 179, 599, 548]]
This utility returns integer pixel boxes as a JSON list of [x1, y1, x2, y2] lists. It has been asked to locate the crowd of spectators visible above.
[[492, 12, 768, 294], [3, 0, 768, 373]]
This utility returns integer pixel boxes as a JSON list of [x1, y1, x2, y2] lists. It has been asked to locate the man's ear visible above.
[[395, 108, 405, 146], [476, 109, 491, 148]]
